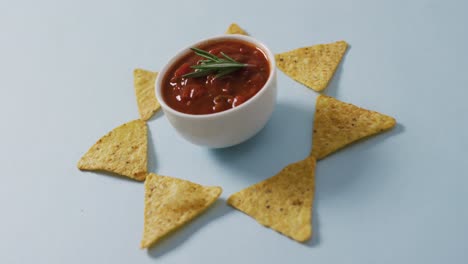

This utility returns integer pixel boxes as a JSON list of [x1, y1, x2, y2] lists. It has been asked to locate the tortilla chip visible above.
[[77, 119, 147, 181], [311, 95, 396, 160], [134, 69, 160, 121], [141, 173, 222, 249], [226, 23, 248, 35], [228, 156, 316, 242], [275, 41, 348, 92]]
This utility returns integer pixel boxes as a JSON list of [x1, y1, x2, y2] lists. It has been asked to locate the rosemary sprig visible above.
[[182, 47, 249, 78]]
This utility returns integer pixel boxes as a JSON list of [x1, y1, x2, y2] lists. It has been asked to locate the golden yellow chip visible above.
[[275, 41, 348, 92], [77, 119, 147, 181], [141, 173, 222, 249], [225, 23, 248, 35], [134, 69, 160, 121], [311, 95, 396, 160], [228, 156, 316, 242]]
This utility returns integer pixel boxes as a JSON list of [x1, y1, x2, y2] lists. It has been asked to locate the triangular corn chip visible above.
[[77, 119, 147, 181], [134, 69, 160, 121], [226, 23, 248, 35], [141, 173, 222, 249], [228, 156, 316, 242], [275, 41, 348, 91], [311, 95, 396, 160]]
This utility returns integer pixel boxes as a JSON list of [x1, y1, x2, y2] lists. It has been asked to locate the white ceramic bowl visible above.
[[155, 35, 277, 148]]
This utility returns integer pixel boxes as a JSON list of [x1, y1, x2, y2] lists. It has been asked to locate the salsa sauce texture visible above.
[[162, 39, 270, 115]]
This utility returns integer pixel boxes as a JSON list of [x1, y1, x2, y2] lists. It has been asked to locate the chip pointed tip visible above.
[[338, 40, 348, 45], [140, 239, 152, 250], [388, 116, 397, 128], [76, 155, 89, 170], [211, 186, 223, 197], [226, 195, 234, 206], [227, 191, 242, 208], [226, 23, 248, 35], [295, 225, 312, 243], [134, 172, 147, 181]]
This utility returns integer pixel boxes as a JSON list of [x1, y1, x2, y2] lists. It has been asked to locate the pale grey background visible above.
[[1, 0, 467, 263]]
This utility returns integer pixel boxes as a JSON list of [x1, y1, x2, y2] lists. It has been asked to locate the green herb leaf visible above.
[[190, 48, 220, 62], [220, 52, 238, 63], [182, 69, 216, 78], [215, 68, 238, 78], [190, 63, 247, 69], [182, 48, 248, 78]]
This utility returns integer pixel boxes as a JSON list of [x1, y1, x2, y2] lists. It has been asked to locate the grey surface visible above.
[[1, 0, 467, 263]]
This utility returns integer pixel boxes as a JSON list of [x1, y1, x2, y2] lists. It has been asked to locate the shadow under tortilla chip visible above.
[[275, 41, 348, 92], [134, 69, 160, 121], [141, 173, 222, 249], [226, 23, 248, 35], [311, 95, 396, 160], [77, 119, 147, 181], [228, 156, 316, 242]]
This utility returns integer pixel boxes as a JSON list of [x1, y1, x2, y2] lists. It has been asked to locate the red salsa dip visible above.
[[162, 39, 270, 115]]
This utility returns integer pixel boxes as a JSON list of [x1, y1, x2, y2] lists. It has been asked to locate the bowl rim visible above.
[[155, 34, 276, 120]]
